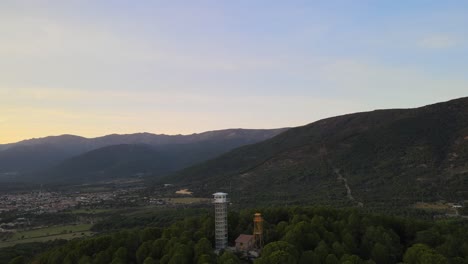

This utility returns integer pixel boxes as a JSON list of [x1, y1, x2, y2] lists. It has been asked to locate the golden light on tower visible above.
[[253, 213, 264, 249]]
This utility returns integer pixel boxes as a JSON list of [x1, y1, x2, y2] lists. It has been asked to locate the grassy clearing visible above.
[[0, 224, 94, 248], [0, 231, 94, 248], [413, 202, 457, 214], [163, 197, 210, 204], [78, 186, 113, 193], [12, 224, 93, 240], [65, 208, 116, 214]]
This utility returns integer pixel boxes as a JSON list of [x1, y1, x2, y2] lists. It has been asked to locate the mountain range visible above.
[[0, 128, 287, 183], [164, 97, 468, 208], [2, 96, 468, 209]]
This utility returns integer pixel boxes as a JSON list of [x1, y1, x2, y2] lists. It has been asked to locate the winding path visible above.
[[332, 167, 363, 207]]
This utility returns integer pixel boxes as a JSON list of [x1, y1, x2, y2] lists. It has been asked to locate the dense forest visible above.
[[4, 206, 468, 264], [165, 97, 468, 208]]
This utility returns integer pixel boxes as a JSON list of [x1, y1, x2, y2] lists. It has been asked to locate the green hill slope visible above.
[[164, 97, 468, 208]]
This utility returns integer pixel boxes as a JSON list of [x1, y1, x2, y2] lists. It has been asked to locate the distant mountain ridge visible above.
[[1, 129, 288, 151], [164, 97, 468, 208], [0, 128, 288, 176], [34, 137, 284, 184]]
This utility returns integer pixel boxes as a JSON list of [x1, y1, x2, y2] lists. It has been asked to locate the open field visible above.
[[413, 202, 457, 214], [77, 186, 114, 193], [0, 224, 94, 248], [162, 197, 211, 204], [0, 232, 94, 248], [65, 208, 117, 214]]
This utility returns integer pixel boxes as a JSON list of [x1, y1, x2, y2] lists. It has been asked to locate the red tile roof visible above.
[[235, 234, 254, 243]]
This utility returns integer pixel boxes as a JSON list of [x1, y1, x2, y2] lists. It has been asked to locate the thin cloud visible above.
[[418, 35, 459, 49], [318, 59, 468, 107]]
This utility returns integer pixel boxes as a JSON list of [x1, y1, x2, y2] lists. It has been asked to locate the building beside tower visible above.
[[212, 192, 264, 255], [235, 212, 264, 252]]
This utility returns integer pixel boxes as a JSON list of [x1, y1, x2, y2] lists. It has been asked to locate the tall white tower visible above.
[[213, 192, 228, 250]]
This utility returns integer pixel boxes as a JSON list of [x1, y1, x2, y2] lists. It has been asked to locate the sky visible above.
[[1, 1, 467, 144]]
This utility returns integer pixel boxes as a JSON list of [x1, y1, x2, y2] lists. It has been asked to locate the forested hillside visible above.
[[8, 206, 468, 264], [165, 97, 468, 208]]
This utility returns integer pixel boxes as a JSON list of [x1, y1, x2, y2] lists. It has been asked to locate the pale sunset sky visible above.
[[1, 1, 467, 143]]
